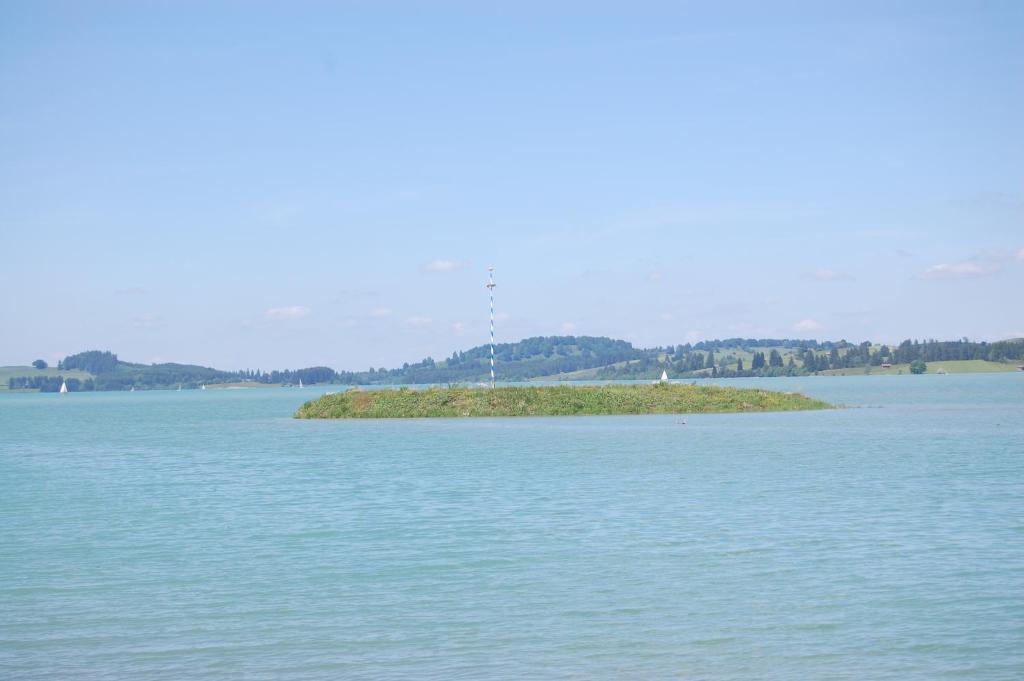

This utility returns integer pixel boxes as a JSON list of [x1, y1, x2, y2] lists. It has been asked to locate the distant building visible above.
[[881, 362, 893, 368]]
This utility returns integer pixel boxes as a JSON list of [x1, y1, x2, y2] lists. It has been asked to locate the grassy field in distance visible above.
[[529, 359, 640, 381], [0, 366, 94, 390], [819, 359, 1019, 376]]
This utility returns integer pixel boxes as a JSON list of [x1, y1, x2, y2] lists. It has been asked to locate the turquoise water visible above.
[[2, 374, 1023, 680]]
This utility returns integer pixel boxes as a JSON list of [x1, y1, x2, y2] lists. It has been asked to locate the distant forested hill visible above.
[[335, 336, 643, 384], [271, 335, 1024, 384], [9, 336, 1023, 391], [55, 351, 235, 390], [592, 337, 1024, 380]]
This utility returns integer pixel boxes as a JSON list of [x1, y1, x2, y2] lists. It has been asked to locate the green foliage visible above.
[[254, 366, 336, 386], [60, 350, 119, 374], [295, 384, 832, 419], [0, 365, 94, 391], [909, 359, 927, 374], [7, 375, 93, 392], [596, 338, 1024, 380], [32, 359, 47, 369], [22, 336, 1023, 392], [342, 336, 643, 384], [53, 350, 235, 390]]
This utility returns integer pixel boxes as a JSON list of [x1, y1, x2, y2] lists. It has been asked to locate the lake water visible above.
[[2, 374, 1023, 680]]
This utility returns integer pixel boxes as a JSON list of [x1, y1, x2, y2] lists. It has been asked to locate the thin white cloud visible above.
[[921, 262, 1001, 280], [370, 307, 392, 318], [810, 268, 853, 282], [451, 322, 466, 335], [265, 305, 310, 319], [332, 288, 379, 303], [560, 322, 576, 333], [406, 316, 432, 326], [794, 319, 822, 332], [423, 259, 469, 273], [854, 228, 905, 239], [131, 314, 164, 329]]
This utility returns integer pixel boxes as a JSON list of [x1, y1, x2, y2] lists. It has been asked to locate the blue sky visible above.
[[2, 1, 1022, 371]]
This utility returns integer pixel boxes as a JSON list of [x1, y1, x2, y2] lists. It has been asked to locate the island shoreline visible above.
[[295, 383, 832, 419]]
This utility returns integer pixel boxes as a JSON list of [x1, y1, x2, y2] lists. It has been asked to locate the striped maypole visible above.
[[486, 267, 496, 388]]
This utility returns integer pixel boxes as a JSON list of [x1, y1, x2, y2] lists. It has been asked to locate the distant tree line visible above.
[[10, 337, 1023, 391], [889, 338, 1023, 363], [59, 350, 120, 374], [327, 336, 644, 384], [8, 376, 95, 392], [246, 366, 337, 386], [596, 338, 1024, 380]]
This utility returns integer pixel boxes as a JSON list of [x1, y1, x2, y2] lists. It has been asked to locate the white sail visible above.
[[59, 380, 68, 394], [660, 370, 669, 382], [299, 379, 303, 388], [201, 384, 207, 390]]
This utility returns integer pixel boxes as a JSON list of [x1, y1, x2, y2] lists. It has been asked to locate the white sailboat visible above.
[[59, 380, 68, 394], [298, 378, 304, 389], [660, 370, 669, 383], [130, 386, 135, 392], [178, 384, 182, 391], [201, 384, 207, 390]]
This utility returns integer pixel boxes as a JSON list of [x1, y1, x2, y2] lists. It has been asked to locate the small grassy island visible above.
[[295, 383, 832, 419]]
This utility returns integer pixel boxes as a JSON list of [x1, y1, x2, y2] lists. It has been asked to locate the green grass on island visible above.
[[295, 383, 832, 419]]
